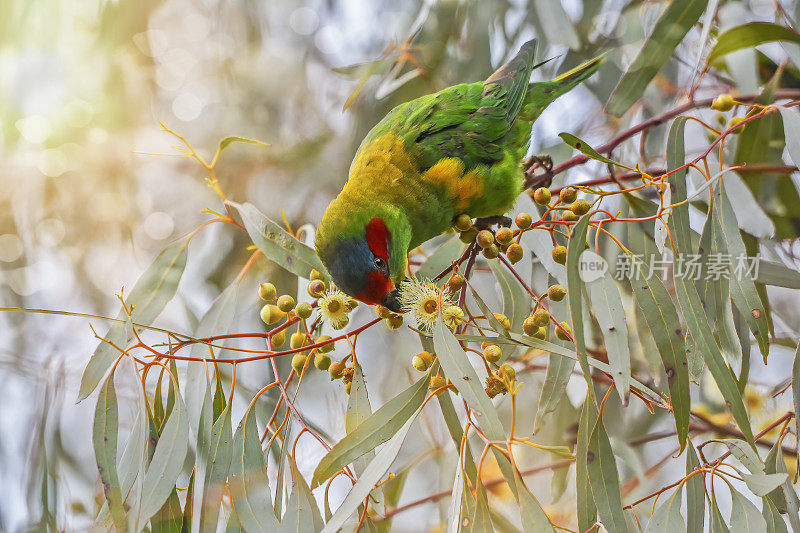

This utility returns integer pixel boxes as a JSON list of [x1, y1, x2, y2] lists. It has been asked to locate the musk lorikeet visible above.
[[315, 40, 602, 311]]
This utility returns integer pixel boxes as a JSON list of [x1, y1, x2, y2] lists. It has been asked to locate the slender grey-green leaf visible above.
[[587, 413, 627, 532], [415, 235, 465, 279], [577, 400, 597, 532], [566, 215, 595, 403], [757, 260, 800, 289], [311, 373, 430, 488], [645, 487, 686, 533], [217, 135, 270, 154], [667, 118, 754, 444], [150, 489, 182, 533], [686, 443, 705, 533], [722, 439, 764, 473], [283, 455, 324, 533], [708, 23, 800, 64], [743, 473, 789, 497], [514, 468, 556, 533], [711, 495, 731, 533], [583, 253, 630, 403], [774, 447, 800, 532], [232, 201, 328, 281], [438, 391, 478, 484], [321, 408, 421, 533], [93, 373, 127, 532], [199, 404, 233, 533], [229, 402, 279, 532], [472, 483, 495, 533], [432, 314, 519, 500], [446, 459, 464, 533], [730, 486, 768, 533], [762, 497, 788, 533], [347, 362, 384, 515], [79, 238, 189, 401], [137, 386, 190, 527], [606, 0, 708, 116], [780, 107, 800, 169], [712, 179, 769, 359], [629, 253, 690, 451], [534, 295, 574, 431]]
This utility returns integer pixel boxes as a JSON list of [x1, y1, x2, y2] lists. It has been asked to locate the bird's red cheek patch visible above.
[[356, 271, 393, 305], [365, 218, 390, 261]]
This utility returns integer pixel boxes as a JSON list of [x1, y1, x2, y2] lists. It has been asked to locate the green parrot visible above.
[[315, 40, 601, 311]]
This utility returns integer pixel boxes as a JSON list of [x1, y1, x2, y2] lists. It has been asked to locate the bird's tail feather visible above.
[[518, 55, 605, 122]]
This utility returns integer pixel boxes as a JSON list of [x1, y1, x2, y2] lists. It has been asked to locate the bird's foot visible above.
[[474, 215, 512, 230], [523, 154, 554, 190]]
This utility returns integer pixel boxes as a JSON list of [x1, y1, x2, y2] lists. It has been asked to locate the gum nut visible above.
[[459, 228, 478, 243], [559, 187, 577, 204], [308, 280, 326, 298], [429, 375, 448, 391], [561, 211, 579, 222], [556, 322, 572, 341], [290, 332, 307, 349], [495, 227, 514, 245], [476, 230, 495, 249], [711, 94, 735, 112], [317, 335, 335, 353], [314, 352, 331, 371], [499, 364, 516, 381], [271, 330, 286, 348], [454, 214, 473, 232], [482, 244, 499, 259], [291, 352, 307, 373], [727, 116, 746, 134], [309, 269, 324, 281], [259, 282, 277, 301], [295, 302, 313, 319], [260, 304, 286, 325], [386, 315, 403, 329], [552, 246, 567, 265], [483, 344, 502, 363], [345, 381, 352, 394], [277, 295, 295, 312], [329, 360, 345, 380], [506, 244, 523, 263], [523, 317, 538, 336], [532, 309, 550, 327], [533, 327, 547, 340], [570, 199, 591, 216], [515, 212, 533, 229], [447, 274, 465, 291], [493, 313, 511, 331], [533, 188, 552, 205], [547, 284, 566, 301]]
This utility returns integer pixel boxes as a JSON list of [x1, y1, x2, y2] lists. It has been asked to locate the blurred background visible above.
[[2, 0, 799, 531]]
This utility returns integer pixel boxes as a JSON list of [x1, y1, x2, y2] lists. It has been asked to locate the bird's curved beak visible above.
[[380, 286, 402, 313]]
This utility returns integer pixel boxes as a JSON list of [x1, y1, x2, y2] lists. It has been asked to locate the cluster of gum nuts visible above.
[[257, 273, 359, 394], [709, 93, 747, 140]]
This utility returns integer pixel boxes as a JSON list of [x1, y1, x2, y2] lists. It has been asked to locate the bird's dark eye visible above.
[[373, 257, 386, 271]]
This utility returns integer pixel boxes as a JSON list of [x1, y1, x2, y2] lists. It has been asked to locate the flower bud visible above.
[[345, 381, 352, 395], [555, 322, 572, 341], [260, 304, 286, 325], [454, 214, 473, 232], [376, 305, 393, 319], [483, 343, 502, 363], [329, 360, 345, 380], [277, 295, 295, 313], [314, 352, 331, 371], [259, 282, 277, 301], [493, 313, 511, 331], [294, 302, 313, 320], [307, 280, 326, 298], [317, 335, 335, 353], [506, 243, 523, 264], [547, 284, 566, 302], [495, 227, 514, 245], [290, 332, 307, 349], [459, 228, 478, 244], [291, 353, 307, 374], [561, 211, 579, 222], [523, 316, 538, 336], [533, 326, 547, 340], [309, 269, 324, 281], [559, 187, 577, 204], [498, 364, 516, 381], [412, 351, 434, 371], [345, 299, 359, 312], [533, 188, 552, 205], [515, 212, 533, 229], [476, 230, 495, 249], [447, 274, 465, 292], [386, 314, 403, 329], [711, 94, 735, 112], [429, 374, 448, 392], [532, 309, 550, 327], [728, 116, 746, 134], [443, 306, 466, 329], [482, 244, 500, 259], [485, 374, 507, 398], [570, 199, 591, 216], [552, 245, 567, 265], [270, 329, 286, 349]]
